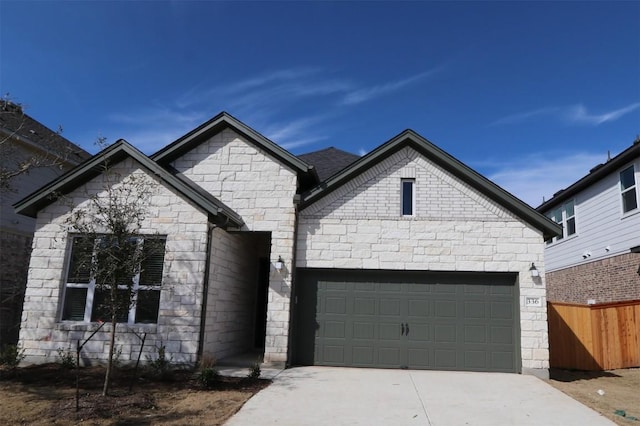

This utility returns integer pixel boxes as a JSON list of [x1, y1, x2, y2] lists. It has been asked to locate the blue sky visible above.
[[1, 1, 639, 207]]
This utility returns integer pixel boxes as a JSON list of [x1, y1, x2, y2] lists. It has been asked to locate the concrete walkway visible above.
[[226, 367, 614, 426]]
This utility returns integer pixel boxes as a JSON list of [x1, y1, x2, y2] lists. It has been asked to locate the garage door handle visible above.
[[401, 323, 405, 336], [405, 323, 410, 336]]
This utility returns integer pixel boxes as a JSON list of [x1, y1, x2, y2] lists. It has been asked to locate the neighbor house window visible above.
[[620, 165, 637, 213], [401, 179, 415, 216], [546, 200, 576, 243], [61, 235, 166, 324]]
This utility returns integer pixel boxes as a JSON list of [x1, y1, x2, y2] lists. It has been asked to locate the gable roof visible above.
[[537, 138, 640, 213], [152, 111, 318, 188], [1, 100, 90, 164], [299, 129, 561, 240], [298, 147, 361, 181], [14, 140, 244, 228]]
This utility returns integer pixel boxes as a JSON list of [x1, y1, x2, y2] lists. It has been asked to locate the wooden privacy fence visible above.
[[548, 300, 640, 370]]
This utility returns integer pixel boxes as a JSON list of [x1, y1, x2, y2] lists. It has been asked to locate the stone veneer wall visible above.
[[171, 129, 297, 363], [18, 159, 209, 365], [0, 229, 32, 347], [202, 228, 260, 360], [297, 147, 549, 374], [546, 252, 640, 304]]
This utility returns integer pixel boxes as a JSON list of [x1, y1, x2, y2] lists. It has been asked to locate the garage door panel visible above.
[[379, 298, 402, 316], [464, 325, 487, 343], [354, 297, 375, 315], [323, 321, 346, 338], [491, 326, 514, 344], [491, 303, 513, 319], [434, 350, 457, 368], [464, 301, 486, 319], [435, 300, 457, 318], [435, 324, 457, 343], [294, 270, 518, 373], [407, 299, 429, 316]]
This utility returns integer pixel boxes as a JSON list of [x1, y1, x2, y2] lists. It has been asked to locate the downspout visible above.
[[197, 221, 216, 364], [285, 194, 302, 368]]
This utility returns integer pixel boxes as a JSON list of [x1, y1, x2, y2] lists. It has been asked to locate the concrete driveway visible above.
[[226, 367, 613, 426]]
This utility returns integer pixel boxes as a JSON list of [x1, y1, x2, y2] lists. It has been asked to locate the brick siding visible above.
[[546, 252, 640, 304]]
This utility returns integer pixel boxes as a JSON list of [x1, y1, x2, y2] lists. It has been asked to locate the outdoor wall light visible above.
[[275, 256, 284, 271], [529, 263, 539, 278]]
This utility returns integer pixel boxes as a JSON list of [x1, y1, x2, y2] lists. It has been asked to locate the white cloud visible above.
[[342, 68, 443, 105], [489, 107, 559, 126], [565, 102, 640, 125], [482, 152, 607, 207], [492, 102, 640, 127]]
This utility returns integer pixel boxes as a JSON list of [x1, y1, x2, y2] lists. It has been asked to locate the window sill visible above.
[[56, 322, 158, 333], [621, 208, 639, 220]]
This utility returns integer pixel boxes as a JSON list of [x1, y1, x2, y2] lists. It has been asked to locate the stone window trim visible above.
[[620, 164, 638, 215], [60, 234, 166, 325], [401, 178, 415, 216], [546, 199, 576, 245]]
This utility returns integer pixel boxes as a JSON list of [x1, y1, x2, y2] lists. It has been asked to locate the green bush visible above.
[[199, 367, 220, 388], [0, 344, 25, 368], [146, 343, 173, 380], [247, 362, 261, 379], [56, 345, 75, 369]]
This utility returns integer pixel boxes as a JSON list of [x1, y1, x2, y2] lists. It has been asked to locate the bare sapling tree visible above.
[[63, 153, 162, 396]]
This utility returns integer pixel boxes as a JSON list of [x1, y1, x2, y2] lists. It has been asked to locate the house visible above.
[[0, 100, 90, 348], [15, 112, 560, 377], [537, 139, 640, 305]]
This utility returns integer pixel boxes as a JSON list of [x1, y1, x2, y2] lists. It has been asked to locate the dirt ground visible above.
[[549, 368, 640, 425], [0, 363, 270, 425], [2, 364, 639, 425]]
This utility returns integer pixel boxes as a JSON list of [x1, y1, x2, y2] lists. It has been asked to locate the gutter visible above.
[[285, 194, 302, 368]]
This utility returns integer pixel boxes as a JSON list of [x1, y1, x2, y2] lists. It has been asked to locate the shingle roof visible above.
[[0, 100, 90, 164], [298, 147, 360, 181], [537, 138, 640, 212]]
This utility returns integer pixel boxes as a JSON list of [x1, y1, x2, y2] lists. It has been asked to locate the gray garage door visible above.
[[292, 269, 519, 373]]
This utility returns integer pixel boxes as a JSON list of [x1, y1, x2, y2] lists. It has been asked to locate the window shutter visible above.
[[67, 237, 93, 283], [139, 238, 166, 286]]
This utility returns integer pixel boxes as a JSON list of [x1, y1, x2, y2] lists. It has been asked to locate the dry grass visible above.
[[549, 368, 640, 425], [0, 363, 269, 425]]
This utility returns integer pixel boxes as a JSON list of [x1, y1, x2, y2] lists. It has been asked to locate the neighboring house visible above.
[[538, 139, 640, 305], [15, 112, 560, 377], [0, 100, 90, 348]]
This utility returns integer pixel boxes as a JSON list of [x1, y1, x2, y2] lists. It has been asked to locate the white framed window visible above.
[[401, 179, 415, 216], [546, 200, 576, 244], [61, 235, 166, 324], [620, 165, 637, 214]]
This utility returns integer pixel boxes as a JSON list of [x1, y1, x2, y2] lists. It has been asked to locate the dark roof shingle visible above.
[[298, 147, 360, 181]]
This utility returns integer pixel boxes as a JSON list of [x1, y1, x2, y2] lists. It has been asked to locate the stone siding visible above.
[[203, 228, 260, 360], [546, 252, 640, 304], [171, 129, 297, 362], [298, 147, 549, 373], [18, 158, 209, 365]]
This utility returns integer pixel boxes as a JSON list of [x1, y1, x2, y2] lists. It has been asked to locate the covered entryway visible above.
[[292, 269, 519, 373]]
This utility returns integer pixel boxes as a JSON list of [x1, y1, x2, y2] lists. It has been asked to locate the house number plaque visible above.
[[525, 297, 542, 307]]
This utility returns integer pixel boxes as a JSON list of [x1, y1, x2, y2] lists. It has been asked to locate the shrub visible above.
[[0, 344, 25, 368], [146, 343, 173, 380], [247, 362, 261, 379], [199, 367, 220, 388], [56, 345, 75, 369]]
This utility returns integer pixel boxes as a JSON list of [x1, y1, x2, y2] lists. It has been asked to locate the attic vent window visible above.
[[401, 179, 415, 216]]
